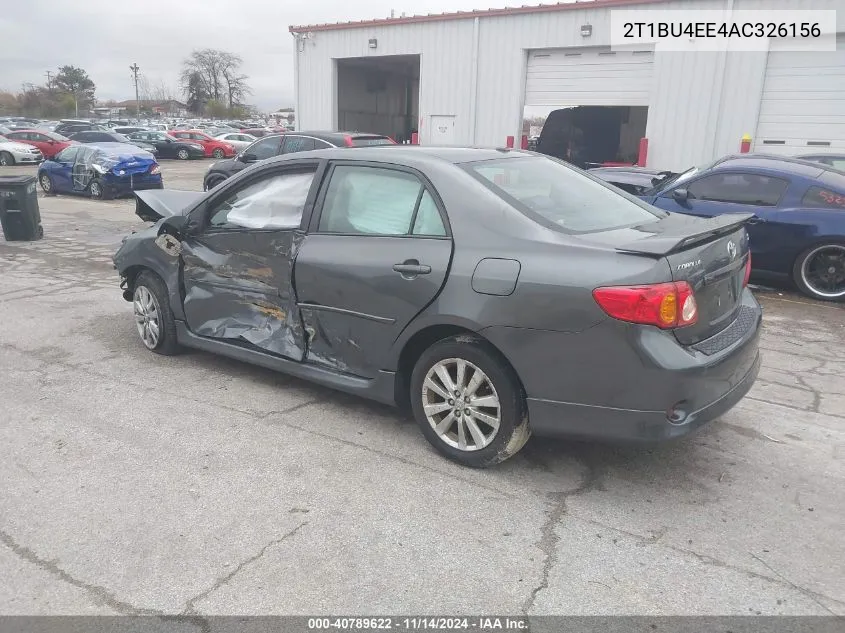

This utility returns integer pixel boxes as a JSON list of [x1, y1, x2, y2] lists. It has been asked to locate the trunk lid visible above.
[[615, 212, 752, 345]]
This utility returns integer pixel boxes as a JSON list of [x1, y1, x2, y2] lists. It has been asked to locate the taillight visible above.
[[150, 164, 161, 175], [743, 253, 752, 287], [343, 135, 354, 147], [593, 282, 698, 329]]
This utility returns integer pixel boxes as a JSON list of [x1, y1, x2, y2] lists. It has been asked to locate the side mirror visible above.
[[160, 215, 188, 236], [241, 153, 257, 163], [672, 188, 689, 202]]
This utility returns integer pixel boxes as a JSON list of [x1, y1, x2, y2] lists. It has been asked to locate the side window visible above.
[[31, 133, 48, 142], [282, 136, 316, 154], [55, 147, 79, 162], [247, 136, 282, 160], [318, 166, 425, 235], [802, 186, 845, 209], [208, 170, 316, 230], [686, 173, 788, 206], [412, 190, 447, 236]]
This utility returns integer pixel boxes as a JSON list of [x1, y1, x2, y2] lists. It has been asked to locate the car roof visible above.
[[710, 153, 828, 178], [293, 130, 392, 142], [263, 145, 529, 168], [84, 142, 154, 155]]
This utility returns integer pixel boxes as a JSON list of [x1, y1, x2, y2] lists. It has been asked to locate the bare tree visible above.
[[180, 49, 250, 113]]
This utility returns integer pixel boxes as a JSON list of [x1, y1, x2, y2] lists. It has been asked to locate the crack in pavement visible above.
[[521, 460, 607, 616], [0, 528, 163, 615], [181, 521, 308, 615], [0, 341, 522, 502], [568, 514, 845, 613]]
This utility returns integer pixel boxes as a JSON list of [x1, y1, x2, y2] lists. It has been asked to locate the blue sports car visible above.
[[596, 154, 845, 302], [37, 142, 163, 200]]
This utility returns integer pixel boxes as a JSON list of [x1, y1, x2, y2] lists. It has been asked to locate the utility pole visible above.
[[45, 71, 53, 92], [129, 63, 141, 122]]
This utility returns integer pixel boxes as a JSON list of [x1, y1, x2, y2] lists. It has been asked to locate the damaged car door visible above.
[[294, 162, 453, 378], [180, 164, 319, 360]]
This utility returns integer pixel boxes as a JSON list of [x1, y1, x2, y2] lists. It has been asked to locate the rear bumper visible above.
[[526, 350, 760, 441], [483, 288, 762, 443]]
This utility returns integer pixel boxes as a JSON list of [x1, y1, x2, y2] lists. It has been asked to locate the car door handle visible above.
[[393, 260, 431, 276]]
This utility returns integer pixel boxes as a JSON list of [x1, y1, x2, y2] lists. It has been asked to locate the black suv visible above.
[[202, 131, 395, 190]]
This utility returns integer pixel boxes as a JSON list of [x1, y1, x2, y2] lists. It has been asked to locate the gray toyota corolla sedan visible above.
[[114, 147, 762, 467]]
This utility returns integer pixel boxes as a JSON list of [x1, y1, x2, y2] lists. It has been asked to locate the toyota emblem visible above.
[[727, 240, 737, 259]]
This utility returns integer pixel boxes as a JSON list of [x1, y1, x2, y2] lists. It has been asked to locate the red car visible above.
[[168, 130, 236, 158], [5, 129, 75, 159]]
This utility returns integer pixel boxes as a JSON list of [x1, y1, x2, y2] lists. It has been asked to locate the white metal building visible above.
[[290, 0, 845, 170]]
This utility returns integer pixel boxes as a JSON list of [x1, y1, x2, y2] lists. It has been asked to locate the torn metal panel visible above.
[[74, 144, 157, 193], [181, 231, 307, 361], [135, 189, 204, 222], [113, 221, 186, 320]]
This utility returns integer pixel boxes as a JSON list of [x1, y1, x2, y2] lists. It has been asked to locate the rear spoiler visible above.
[[135, 189, 204, 222], [617, 212, 754, 256]]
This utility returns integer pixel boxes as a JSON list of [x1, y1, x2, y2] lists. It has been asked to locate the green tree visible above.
[[205, 99, 228, 119], [52, 65, 96, 117]]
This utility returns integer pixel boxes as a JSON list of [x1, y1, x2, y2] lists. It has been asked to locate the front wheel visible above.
[[793, 243, 845, 302], [133, 271, 179, 355], [410, 335, 530, 467], [87, 178, 108, 200], [0, 151, 14, 166], [176, 148, 190, 160], [212, 148, 225, 159]]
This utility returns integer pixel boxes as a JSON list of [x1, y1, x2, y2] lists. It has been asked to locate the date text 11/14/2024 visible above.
[[307, 617, 529, 631]]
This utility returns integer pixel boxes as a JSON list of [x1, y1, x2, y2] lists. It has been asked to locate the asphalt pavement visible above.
[[0, 160, 843, 616]]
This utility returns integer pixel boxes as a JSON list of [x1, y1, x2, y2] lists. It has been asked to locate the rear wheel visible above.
[[794, 243, 845, 302], [176, 148, 190, 160], [0, 151, 14, 166], [39, 173, 53, 194], [133, 271, 179, 355], [410, 335, 529, 467], [212, 148, 225, 159]]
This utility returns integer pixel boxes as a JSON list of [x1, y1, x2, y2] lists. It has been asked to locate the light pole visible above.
[[129, 63, 141, 122]]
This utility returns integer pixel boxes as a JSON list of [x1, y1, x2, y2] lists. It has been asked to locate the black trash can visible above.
[[0, 175, 43, 241]]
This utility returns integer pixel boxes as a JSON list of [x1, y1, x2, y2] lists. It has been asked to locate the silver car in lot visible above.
[[0, 135, 43, 166], [214, 132, 257, 152]]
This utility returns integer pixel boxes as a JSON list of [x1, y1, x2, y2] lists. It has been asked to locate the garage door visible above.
[[754, 35, 845, 155], [524, 47, 654, 107]]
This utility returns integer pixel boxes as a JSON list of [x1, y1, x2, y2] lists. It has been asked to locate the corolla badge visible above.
[[726, 240, 737, 260]]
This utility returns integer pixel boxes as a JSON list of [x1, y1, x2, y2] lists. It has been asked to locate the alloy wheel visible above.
[[801, 245, 845, 299], [421, 358, 501, 451], [39, 175, 51, 192], [133, 285, 161, 349]]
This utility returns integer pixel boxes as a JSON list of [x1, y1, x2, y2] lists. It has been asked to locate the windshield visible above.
[[465, 156, 664, 234]]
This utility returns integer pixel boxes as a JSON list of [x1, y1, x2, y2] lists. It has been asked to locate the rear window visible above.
[[46, 132, 70, 141], [802, 186, 845, 209], [349, 136, 395, 147], [465, 156, 662, 234]]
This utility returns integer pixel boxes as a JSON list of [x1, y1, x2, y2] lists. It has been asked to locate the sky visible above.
[[0, 0, 537, 113]]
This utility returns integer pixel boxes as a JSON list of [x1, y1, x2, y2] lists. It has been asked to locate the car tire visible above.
[[793, 242, 845, 302], [0, 151, 14, 166], [133, 271, 179, 355], [38, 173, 53, 194], [177, 148, 190, 160], [410, 334, 530, 467], [212, 148, 225, 159], [87, 178, 109, 200]]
